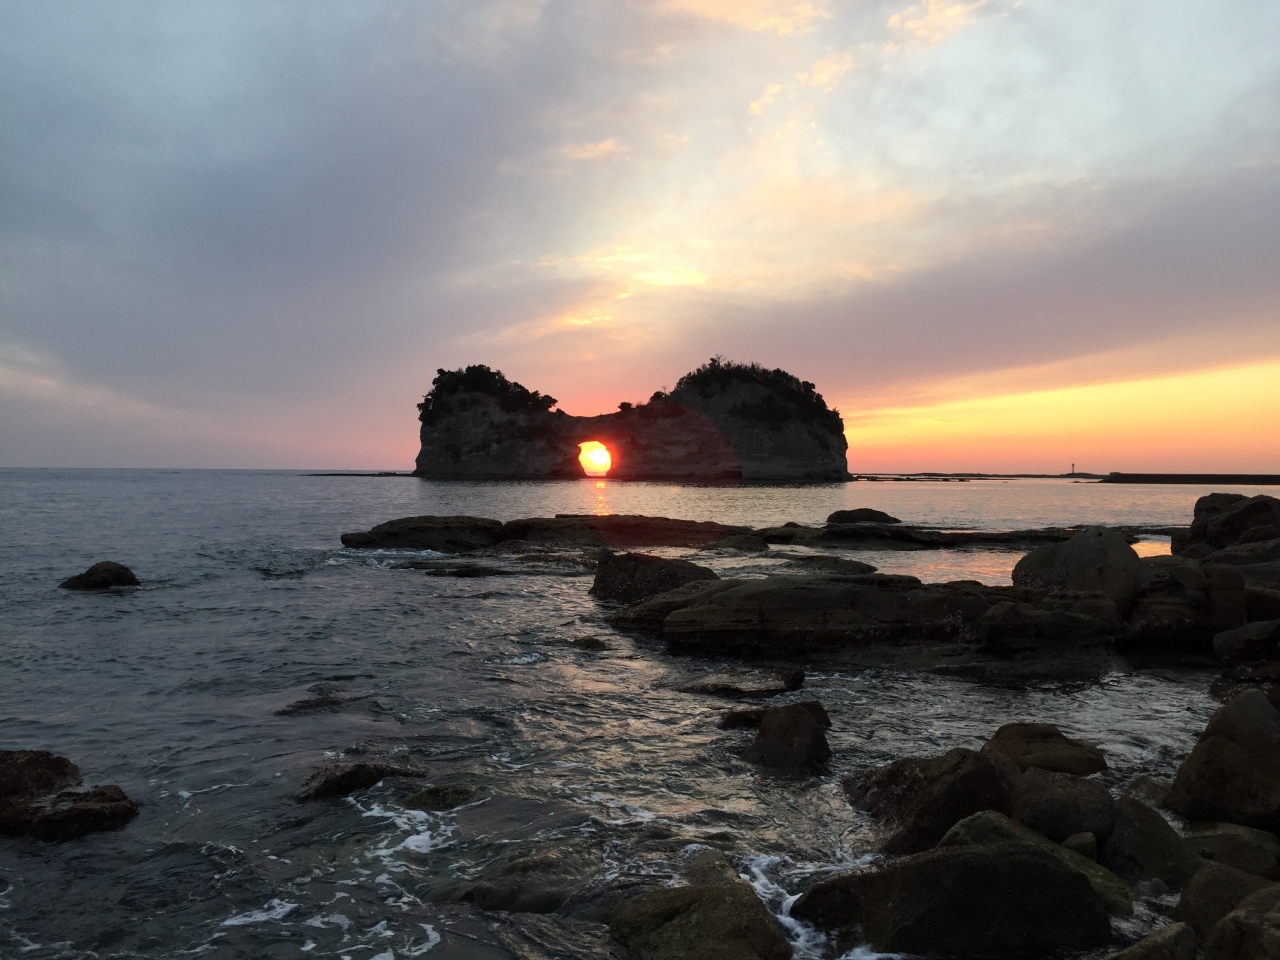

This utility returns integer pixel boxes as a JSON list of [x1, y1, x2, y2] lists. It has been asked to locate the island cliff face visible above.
[[413, 359, 850, 482]]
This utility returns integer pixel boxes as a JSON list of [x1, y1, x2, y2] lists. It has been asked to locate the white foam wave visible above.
[[220, 899, 298, 926]]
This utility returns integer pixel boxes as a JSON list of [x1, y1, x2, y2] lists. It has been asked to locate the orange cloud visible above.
[[561, 138, 624, 160], [886, 0, 986, 45], [664, 0, 827, 35]]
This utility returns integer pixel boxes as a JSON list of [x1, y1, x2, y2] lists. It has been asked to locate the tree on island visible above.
[[418, 365, 558, 424]]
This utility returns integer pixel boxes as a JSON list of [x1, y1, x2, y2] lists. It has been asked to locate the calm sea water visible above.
[[1, 470, 1269, 960]]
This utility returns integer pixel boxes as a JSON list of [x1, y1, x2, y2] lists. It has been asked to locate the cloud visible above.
[[662, 0, 828, 36], [561, 138, 625, 160], [886, 0, 987, 46]]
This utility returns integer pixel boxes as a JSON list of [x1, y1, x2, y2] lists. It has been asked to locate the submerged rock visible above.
[[790, 841, 1111, 957], [440, 839, 603, 914], [741, 703, 831, 770], [1174, 862, 1275, 939], [826, 508, 901, 525], [504, 515, 749, 548], [591, 551, 719, 604], [706, 534, 769, 552], [297, 761, 424, 801], [59, 561, 139, 590], [679, 668, 804, 698], [340, 515, 505, 551], [844, 747, 1020, 854], [982, 722, 1108, 775], [1167, 690, 1280, 831], [601, 850, 793, 960], [0, 750, 139, 841], [405, 784, 477, 811], [1013, 526, 1151, 614], [1110, 922, 1197, 960]]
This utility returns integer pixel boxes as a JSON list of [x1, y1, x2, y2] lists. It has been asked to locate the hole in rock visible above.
[[578, 441, 612, 477]]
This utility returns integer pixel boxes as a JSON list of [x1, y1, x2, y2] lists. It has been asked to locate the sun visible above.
[[578, 441, 612, 477]]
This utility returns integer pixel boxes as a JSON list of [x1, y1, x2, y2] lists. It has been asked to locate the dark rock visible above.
[[503, 515, 751, 548], [442, 839, 602, 914], [340, 515, 505, 551], [826, 508, 901, 525], [790, 841, 1111, 956], [1175, 862, 1274, 939], [782, 554, 877, 575], [1110, 922, 1197, 960], [1013, 526, 1151, 613], [1125, 775, 1173, 808], [1217, 622, 1280, 662], [298, 761, 424, 801], [1247, 586, 1280, 622], [982, 722, 1108, 775], [275, 695, 349, 716], [1177, 495, 1280, 556], [972, 598, 1123, 652], [0, 751, 139, 841], [1127, 557, 1248, 649], [423, 564, 515, 578], [1013, 768, 1116, 844], [405, 784, 477, 811], [610, 579, 742, 631], [569, 636, 610, 651], [1103, 797, 1203, 887], [939, 810, 1133, 914], [1207, 540, 1280, 567], [602, 850, 793, 960], [591, 551, 719, 604], [742, 703, 831, 769], [1204, 885, 1280, 960], [719, 700, 830, 730], [1065, 831, 1099, 860], [1213, 661, 1280, 708], [1185, 823, 1280, 879], [681, 669, 804, 699], [1167, 690, 1280, 831], [844, 747, 1021, 854], [707, 534, 769, 552], [58, 561, 139, 590]]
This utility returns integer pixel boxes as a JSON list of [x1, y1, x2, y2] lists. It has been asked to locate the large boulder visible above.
[[719, 700, 830, 730], [1013, 526, 1151, 613], [843, 747, 1020, 854], [1110, 922, 1198, 960], [939, 810, 1134, 915], [1167, 690, 1280, 831], [1217, 622, 1280, 662], [602, 851, 792, 960], [1103, 796, 1203, 887], [741, 703, 831, 770], [1013, 768, 1115, 844], [1205, 885, 1280, 960], [1248, 586, 1280, 622], [826, 508, 901, 525], [1175, 862, 1275, 939], [982, 722, 1107, 775], [1176, 495, 1280, 557], [1128, 558, 1247, 648], [591, 551, 719, 604], [340, 515, 506, 551], [1185, 823, 1280, 879], [59, 561, 139, 590], [789, 841, 1111, 956], [0, 750, 139, 841]]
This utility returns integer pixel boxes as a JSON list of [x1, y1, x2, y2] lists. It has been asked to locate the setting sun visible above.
[[578, 441, 612, 477]]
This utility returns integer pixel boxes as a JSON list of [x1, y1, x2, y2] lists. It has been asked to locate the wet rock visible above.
[[1013, 768, 1116, 844], [1103, 796, 1203, 887], [707, 534, 769, 552], [742, 703, 831, 770], [1126, 774, 1173, 808], [1127, 557, 1248, 649], [423, 564, 515, 577], [1185, 823, 1280, 879], [503, 515, 750, 548], [1167, 690, 1280, 831], [609, 579, 742, 631], [591, 551, 719, 604], [844, 747, 1021, 854], [781, 554, 877, 575], [972, 598, 1123, 652], [602, 850, 793, 960], [275, 695, 351, 715], [1213, 661, 1280, 708], [0, 751, 139, 841], [1204, 885, 1280, 960], [444, 839, 602, 914], [405, 784, 477, 811], [790, 841, 1111, 956], [1065, 831, 1099, 860], [1176, 495, 1280, 556], [1174, 862, 1274, 939], [569, 635, 610, 651], [1217, 622, 1280, 662], [297, 761, 424, 801], [982, 722, 1108, 775], [58, 561, 139, 590], [1013, 526, 1151, 614], [1110, 922, 1197, 960], [340, 515, 505, 551], [826, 508, 901, 525], [1248, 585, 1280, 622], [938, 810, 1133, 915], [719, 700, 830, 731], [680, 669, 804, 698]]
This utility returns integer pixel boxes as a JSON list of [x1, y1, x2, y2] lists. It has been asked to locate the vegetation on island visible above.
[[672, 356, 844, 434], [418, 365, 558, 424]]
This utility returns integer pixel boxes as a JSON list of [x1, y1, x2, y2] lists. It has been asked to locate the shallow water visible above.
[[0, 470, 1263, 959]]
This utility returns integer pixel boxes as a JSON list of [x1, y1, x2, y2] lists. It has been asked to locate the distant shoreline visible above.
[[305, 470, 1280, 485]]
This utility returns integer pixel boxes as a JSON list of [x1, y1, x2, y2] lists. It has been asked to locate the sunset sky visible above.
[[2, 1, 1279, 472]]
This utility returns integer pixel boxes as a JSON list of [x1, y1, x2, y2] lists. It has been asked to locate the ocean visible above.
[[1, 469, 1270, 959]]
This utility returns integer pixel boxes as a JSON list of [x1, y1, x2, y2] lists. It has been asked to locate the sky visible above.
[[2, 0, 1279, 473]]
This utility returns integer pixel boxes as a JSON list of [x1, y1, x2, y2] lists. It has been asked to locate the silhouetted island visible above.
[[413, 358, 851, 482]]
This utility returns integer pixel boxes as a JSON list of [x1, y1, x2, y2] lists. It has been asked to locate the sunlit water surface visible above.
[[1, 470, 1268, 959]]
